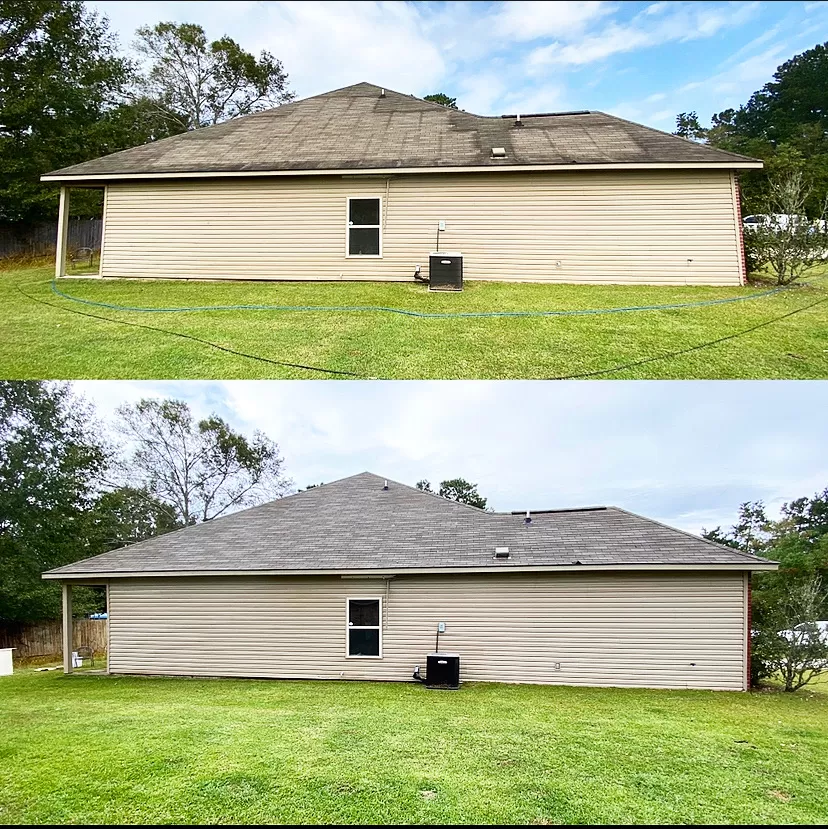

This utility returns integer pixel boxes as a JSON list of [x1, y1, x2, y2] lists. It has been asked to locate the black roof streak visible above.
[[45, 82, 758, 178]]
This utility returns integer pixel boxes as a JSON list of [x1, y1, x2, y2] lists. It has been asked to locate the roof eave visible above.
[[42, 560, 779, 580], [40, 159, 763, 184]]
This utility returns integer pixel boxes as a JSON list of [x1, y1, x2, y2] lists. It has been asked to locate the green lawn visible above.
[[2, 266, 828, 379], [1, 670, 827, 824]]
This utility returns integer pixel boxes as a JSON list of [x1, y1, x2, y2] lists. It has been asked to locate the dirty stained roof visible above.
[[44, 82, 759, 180]]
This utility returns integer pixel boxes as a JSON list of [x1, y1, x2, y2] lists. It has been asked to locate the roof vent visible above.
[[515, 114, 522, 127], [380, 88, 386, 98], [382, 479, 389, 490], [491, 147, 507, 158], [494, 547, 510, 559], [524, 510, 532, 525]]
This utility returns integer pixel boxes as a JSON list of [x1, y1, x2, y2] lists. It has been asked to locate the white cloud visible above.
[[527, 1, 760, 67], [72, 380, 828, 537]]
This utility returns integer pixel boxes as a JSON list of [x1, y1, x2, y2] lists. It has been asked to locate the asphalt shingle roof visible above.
[[45, 472, 773, 577], [45, 82, 758, 179]]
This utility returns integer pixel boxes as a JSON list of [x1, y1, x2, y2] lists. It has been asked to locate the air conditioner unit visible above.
[[429, 252, 463, 291], [426, 652, 460, 689]]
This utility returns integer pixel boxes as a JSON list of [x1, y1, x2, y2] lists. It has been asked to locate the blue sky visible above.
[[91, 1, 828, 130], [75, 380, 828, 537]]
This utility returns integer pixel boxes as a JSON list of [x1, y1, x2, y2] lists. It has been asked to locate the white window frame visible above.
[[345, 196, 383, 258], [345, 596, 383, 659]]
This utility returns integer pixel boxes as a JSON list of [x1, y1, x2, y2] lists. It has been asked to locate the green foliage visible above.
[[0, 1, 138, 222], [134, 22, 295, 130], [751, 579, 828, 691], [705, 489, 828, 689], [673, 111, 707, 142], [423, 93, 458, 109], [438, 478, 487, 510], [116, 397, 292, 524], [707, 42, 828, 217], [416, 478, 487, 508], [0, 381, 108, 623]]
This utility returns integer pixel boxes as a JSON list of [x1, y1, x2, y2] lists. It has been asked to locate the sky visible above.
[[73, 380, 828, 537], [88, 0, 828, 130]]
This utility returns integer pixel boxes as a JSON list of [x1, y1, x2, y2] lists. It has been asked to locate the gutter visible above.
[[40, 160, 763, 184], [43, 561, 779, 580]]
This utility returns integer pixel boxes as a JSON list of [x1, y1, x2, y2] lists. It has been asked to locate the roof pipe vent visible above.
[[382, 479, 389, 490], [524, 510, 532, 525], [380, 88, 386, 98], [515, 113, 522, 127]]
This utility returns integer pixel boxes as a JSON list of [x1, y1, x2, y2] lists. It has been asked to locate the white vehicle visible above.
[[742, 213, 803, 231], [779, 620, 828, 643]]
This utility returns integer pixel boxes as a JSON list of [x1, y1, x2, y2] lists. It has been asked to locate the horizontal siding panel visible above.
[[99, 170, 743, 285], [108, 572, 747, 691]]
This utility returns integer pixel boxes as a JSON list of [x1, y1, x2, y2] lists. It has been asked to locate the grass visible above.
[[2, 265, 828, 379], [1, 670, 827, 824]]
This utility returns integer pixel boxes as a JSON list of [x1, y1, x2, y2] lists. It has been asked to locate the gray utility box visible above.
[[428, 252, 463, 291], [426, 652, 460, 689]]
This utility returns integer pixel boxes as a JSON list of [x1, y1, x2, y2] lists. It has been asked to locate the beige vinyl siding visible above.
[[108, 571, 747, 690], [100, 169, 743, 286]]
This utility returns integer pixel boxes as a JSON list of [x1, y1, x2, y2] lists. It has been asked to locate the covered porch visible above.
[[59, 581, 109, 674]]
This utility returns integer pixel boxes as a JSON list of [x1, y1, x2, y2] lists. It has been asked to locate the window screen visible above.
[[347, 198, 381, 256], [347, 598, 381, 656]]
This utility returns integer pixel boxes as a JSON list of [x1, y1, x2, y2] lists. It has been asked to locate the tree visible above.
[[706, 488, 828, 689], [86, 486, 181, 551], [707, 42, 828, 217], [0, 1, 139, 222], [133, 22, 295, 131], [438, 478, 487, 510], [0, 381, 109, 624], [423, 93, 457, 109], [416, 478, 487, 508], [741, 168, 828, 284], [116, 398, 292, 524], [752, 578, 828, 691], [703, 501, 772, 557], [673, 111, 707, 142]]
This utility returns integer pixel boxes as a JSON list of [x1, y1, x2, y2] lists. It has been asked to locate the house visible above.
[[44, 472, 776, 690], [42, 82, 761, 287]]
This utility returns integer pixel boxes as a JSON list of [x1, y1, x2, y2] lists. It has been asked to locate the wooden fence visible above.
[[0, 218, 102, 258], [0, 619, 107, 659]]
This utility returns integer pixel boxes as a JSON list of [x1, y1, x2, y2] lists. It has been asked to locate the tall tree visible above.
[[0, 1, 138, 222], [116, 398, 292, 524], [423, 93, 458, 109], [673, 111, 707, 142], [416, 478, 487, 509], [134, 22, 295, 131], [707, 42, 828, 216], [0, 381, 108, 624]]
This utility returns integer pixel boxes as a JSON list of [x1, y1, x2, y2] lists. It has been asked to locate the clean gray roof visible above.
[[45, 82, 758, 179], [45, 472, 774, 578]]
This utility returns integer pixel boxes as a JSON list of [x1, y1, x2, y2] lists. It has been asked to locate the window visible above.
[[346, 597, 382, 657], [347, 197, 382, 257]]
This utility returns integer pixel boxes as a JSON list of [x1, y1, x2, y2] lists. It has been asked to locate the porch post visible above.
[[62, 582, 73, 674], [55, 187, 69, 278]]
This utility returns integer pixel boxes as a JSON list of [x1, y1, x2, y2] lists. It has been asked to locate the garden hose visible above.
[[15, 281, 375, 379], [49, 278, 789, 319], [14, 277, 828, 379]]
